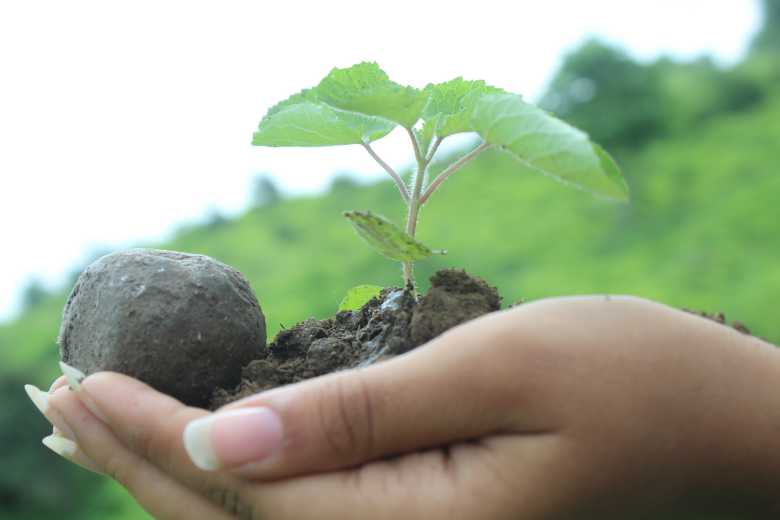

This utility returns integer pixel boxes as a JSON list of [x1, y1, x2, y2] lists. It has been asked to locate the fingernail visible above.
[[59, 361, 85, 391], [42, 433, 105, 475], [58, 361, 109, 422], [25, 384, 49, 415], [29, 385, 77, 438], [42, 433, 78, 458], [183, 407, 284, 471]]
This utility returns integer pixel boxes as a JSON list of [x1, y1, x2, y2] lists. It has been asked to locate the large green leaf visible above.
[[343, 211, 444, 262], [422, 78, 504, 138], [252, 88, 395, 147], [471, 93, 629, 201], [316, 62, 427, 129], [338, 285, 383, 312]]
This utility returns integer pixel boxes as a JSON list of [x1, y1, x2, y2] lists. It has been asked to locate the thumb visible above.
[[183, 309, 539, 479]]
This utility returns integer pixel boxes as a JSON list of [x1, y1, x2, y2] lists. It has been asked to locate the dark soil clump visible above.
[[210, 269, 501, 409]]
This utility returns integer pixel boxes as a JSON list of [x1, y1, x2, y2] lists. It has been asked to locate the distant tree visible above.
[[539, 39, 667, 150], [654, 57, 763, 132], [20, 278, 48, 310], [743, 0, 780, 89], [203, 207, 229, 229], [329, 173, 361, 193], [751, 0, 780, 53], [540, 38, 766, 151], [250, 175, 282, 207]]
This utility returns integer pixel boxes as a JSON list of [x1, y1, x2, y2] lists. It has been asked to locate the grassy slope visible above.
[[1, 94, 779, 519]]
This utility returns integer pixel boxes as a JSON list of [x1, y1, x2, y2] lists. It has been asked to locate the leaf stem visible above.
[[425, 136, 443, 163], [361, 142, 410, 204], [407, 127, 424, 165], [420, 142, 492, 205]]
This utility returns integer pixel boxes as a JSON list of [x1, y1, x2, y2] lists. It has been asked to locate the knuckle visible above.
[[316, 371, 377, 463]]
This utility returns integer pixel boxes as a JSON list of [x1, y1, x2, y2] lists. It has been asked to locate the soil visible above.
[[210, 275, 757, 410], [209, 269, 501, 409]]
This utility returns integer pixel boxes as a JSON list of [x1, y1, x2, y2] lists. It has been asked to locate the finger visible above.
[[50, 375, 68, 392], [198, 308, 556, 479], [65, 369, 251, 504], [41, 432, 105, 475], [48, 376, 69, 435], [245, 434, 566, 520], [48, 384, 237, 520], [25, 383, 103, 473]]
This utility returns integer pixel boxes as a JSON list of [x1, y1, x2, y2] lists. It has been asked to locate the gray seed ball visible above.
[[58, 249, 266, 407]]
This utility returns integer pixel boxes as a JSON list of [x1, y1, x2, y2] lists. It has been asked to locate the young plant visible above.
[[252, 62, 628, 300]]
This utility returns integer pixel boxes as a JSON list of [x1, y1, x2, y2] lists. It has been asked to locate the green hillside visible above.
[[3, 28, 780, 520]]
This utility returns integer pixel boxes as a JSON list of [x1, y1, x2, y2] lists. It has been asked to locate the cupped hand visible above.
[[33, 296, 780, 519]]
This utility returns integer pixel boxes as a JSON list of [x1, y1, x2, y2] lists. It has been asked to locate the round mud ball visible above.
[[58, 249, 266, 407]]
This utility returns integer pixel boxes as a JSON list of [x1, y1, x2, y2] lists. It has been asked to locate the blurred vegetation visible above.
[[2, 3, 779, 517]]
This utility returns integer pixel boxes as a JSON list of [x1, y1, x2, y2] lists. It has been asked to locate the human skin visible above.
[[32, 296, 780, 519]]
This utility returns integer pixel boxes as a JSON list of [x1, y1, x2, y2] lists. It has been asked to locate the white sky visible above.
[[0, 0, 762, 322]]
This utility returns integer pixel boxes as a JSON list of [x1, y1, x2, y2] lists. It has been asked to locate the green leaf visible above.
[[471, 93, 629, 201], [252, 88, 395, 147], [338, 285, 383, 312], [343, 211, 445, 262], [422, 78, 505, 138], [316, 62, 427, 129]]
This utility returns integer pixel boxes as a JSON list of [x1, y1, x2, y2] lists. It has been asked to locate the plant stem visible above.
[[402, 128, 430, 293], [419, 141, 492, 205], [361, 141, 410, 204]]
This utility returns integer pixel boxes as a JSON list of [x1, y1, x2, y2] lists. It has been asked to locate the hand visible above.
[[32, 296, 780, 519]]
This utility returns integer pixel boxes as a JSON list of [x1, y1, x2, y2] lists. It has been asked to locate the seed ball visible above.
[[58, 249, 266, 407]]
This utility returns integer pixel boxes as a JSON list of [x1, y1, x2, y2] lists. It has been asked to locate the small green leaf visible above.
[[338, 284, 383, 312], [422, 78, 505, 138], [471, 93, 629, 201], [316, 62, 427, 129], [343, 211, 445, 262], [252, 88, 395, 147]]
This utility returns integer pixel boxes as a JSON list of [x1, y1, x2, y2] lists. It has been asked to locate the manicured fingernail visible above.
[[42, 433, 105, 475], [58, 361, 108, 422], [183, 407, 284, 471], [29, 385, 77, 438], [25, 384, 49, 415], [42, 433, 78, 458], [59, 361, 85, 391]]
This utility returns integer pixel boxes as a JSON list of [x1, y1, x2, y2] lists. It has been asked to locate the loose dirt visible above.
[[210, 269, 500, 409]]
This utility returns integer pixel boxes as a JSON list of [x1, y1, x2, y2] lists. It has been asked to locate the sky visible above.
[[0, 0, 763, 323]]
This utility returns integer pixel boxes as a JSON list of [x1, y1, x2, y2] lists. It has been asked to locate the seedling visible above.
[[252, 62, 628, 300]]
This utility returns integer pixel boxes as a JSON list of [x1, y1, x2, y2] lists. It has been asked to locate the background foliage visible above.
[[2, 3, 778, 517]]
